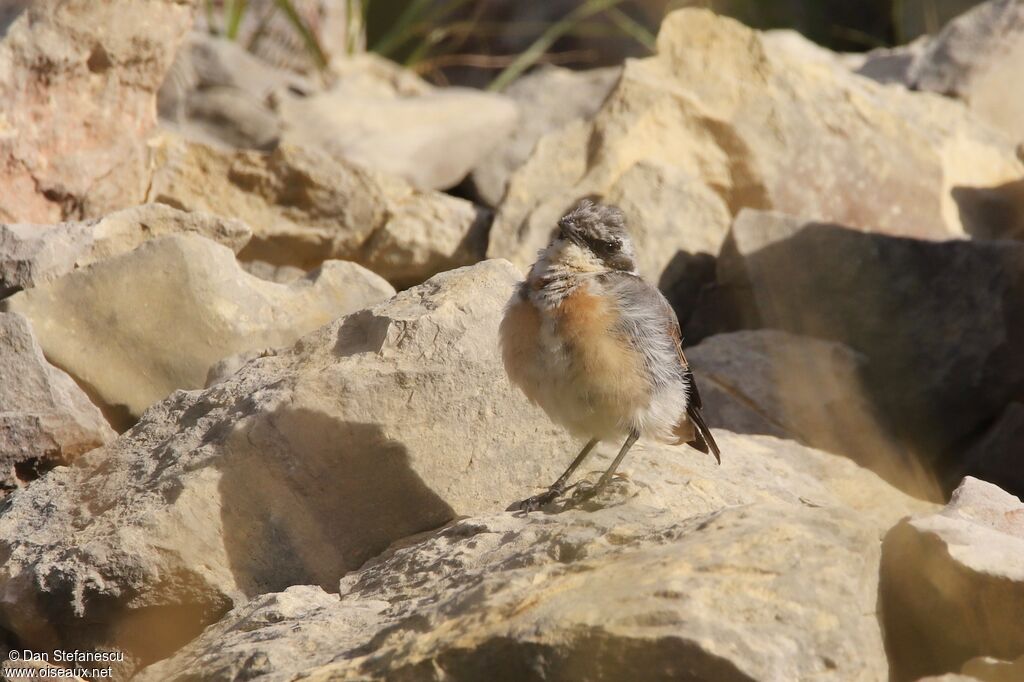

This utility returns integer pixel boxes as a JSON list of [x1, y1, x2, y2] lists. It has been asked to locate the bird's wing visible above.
[[602, 271, 721, 463]]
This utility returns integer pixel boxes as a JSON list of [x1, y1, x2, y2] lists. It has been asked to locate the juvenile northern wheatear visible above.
[[501, 199, 720, 511]]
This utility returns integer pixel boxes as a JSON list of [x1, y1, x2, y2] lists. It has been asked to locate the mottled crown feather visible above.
[[556, 198, 636, 272], [558, 199, 629, 242]]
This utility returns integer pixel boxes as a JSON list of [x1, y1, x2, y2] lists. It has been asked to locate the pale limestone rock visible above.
[[471, 65, 620, 207], [0, 312, 114, 493], [0, 260, 930, 677], [910, 0, 1024, 143], [1, 234, 395, 420], [147, 135, 486, 287], [159, 32, 315, 150], [881, 477, 1024, 680], [279, 69, 519, 190], [0, 204, 251, 294], [0, 0, 195, 223], [139, 470, 922, 681], [488, 9, 1024, 279]]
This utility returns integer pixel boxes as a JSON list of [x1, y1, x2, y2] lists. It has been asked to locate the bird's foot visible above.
[[505, 485, 566, 514], [570, 473, 631, 505]]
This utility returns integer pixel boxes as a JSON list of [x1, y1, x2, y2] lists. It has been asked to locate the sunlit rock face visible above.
[[0, 0, 196, 223], [881, 477, 1024, 681]]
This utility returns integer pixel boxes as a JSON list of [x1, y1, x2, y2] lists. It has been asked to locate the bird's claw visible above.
[[505, 485, 564, 513]]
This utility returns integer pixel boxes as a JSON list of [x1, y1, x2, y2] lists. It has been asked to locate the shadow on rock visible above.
[[953, 179, 1024, 241], [218, 408, 455, 597], [699, 212, 1024, 498]]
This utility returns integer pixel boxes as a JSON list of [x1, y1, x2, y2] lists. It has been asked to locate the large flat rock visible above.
[[0, 260, 930, 677]]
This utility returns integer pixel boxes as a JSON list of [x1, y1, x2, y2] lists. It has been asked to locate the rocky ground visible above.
[[0, 1, 1023, 681]]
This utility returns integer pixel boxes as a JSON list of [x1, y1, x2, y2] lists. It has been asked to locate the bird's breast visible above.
[[500, 279, 652, 437]]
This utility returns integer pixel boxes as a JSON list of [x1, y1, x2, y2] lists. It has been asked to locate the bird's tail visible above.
[[685, 404, 721, 464]]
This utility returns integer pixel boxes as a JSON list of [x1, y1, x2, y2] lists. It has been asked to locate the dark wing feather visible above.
[[666, 305, 721, 464]]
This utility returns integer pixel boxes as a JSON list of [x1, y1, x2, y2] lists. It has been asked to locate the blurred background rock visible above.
[[193, 1, 987, 87]]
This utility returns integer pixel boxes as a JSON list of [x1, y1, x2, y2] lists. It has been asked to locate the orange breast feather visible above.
[[500, 295, 544, 401], [555, 287, 649, 412]]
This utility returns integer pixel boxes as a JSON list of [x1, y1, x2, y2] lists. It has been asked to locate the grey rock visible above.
[[158, 32, 314, 150], [713, 209, 1024, 474], [139, 457, 927, 681], [488, 9, 1024, 280], [909, 0, 1024, 143], [958, 402, 1024, 499], [0, 312, 115, 494], [471, 65, 620, 207], [279, 66, 519, 190], [689, 330, 937, 497], [856, 37, 930, 85], [0, 204, 251, 295]]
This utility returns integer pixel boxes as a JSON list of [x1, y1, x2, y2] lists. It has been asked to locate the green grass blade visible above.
[[225, 0, 249, 40], [370, 0, 435, 57], [488, 0, 627, 92], [606, 6, 656, 51], [274, 0, 328, 68]]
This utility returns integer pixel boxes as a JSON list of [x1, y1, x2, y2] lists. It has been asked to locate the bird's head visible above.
[[554, 199, 637, 273]]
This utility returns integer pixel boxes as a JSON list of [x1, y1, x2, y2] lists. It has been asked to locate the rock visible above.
[[881, 477, 1024, 680], [710, 209, 1024, 474], [240, 260, 307, 284], [138, 449, 928, 681], [0, 260, 931, 676], [0, 204, 251, 296], [761, 29, 867, 71], [0, 0, 195, 223], [855, 38, 930, 85], [961, 655, 1024, 682], [326, 53, 433, 98], [1, 234, 395, 421], [908, 0, 1024, 143], [146, 135, 488, 287], [158, 32, 315, 150], [471, 65, 620, 207], [279, 64, 519, 190], [957, 403, 1024, 498], [0, 312, 114, 494], [488, 9, 1024, 278], [690, 330, 939, 498], [488, 151, 732, 289]]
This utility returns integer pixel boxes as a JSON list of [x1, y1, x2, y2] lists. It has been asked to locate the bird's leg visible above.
[[506, 438, 599, 512], [595, 429, 639, 490]]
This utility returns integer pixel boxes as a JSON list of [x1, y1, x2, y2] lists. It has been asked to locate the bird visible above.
[[500, 199, 720, 512]]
